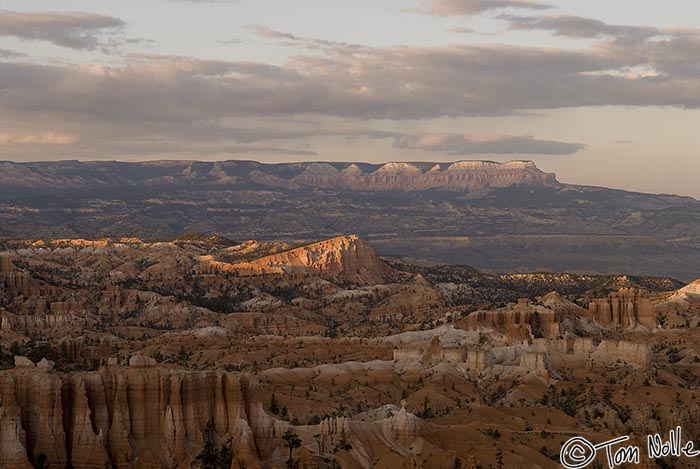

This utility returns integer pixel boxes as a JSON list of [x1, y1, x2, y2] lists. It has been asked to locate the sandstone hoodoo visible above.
[[586, 288, 656, 329], [0, 363, 260, 469], [0, 254, 28, 292]]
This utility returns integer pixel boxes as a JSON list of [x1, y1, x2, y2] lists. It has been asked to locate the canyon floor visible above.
[[1, 235, 700, 468]]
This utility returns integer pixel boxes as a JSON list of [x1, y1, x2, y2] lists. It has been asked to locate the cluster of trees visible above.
[[195, 422, 234, 469], [195, 420, 305, 469]]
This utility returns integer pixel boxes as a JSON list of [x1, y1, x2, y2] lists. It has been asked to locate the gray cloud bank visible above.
[[2, 30, 697, 122], [1, 6, 699, 160], [0, 10, 125, 50], [501, 14, 659, 40]]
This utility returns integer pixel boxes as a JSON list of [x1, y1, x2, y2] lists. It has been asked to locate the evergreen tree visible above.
[[282, 429, 302, 468], [195, 421, 235, 469], [270, 394, 279, 414]]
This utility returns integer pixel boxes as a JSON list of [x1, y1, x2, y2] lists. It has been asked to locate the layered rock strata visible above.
[[586, 288, 655, 329], [0, 358, 260, 469], [290, 160, 558, 191], [228, 235, 397, 284]]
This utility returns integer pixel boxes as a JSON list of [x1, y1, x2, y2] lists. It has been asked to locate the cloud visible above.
[[501, 14, 659, 40], [1, 33, 699, 125], [125, 38, 157, 46], [0, 48, 23, 59], [209, 126, 584, 156], [242, 24, 297, 41], [447, 27, 474, 34], [497, 14, 700, 79], [418, 0, 550, 17], [1, 12, 700, 163], [0, 5, 696, 163], [0, 131, 78, 145], [0, 10, 125, 50], [242, 24, 371, 54], [218, 38, 244, 45], [392, 133, 584, 155], [0, 119, 319, 159], [1, 35, 699, 126], [105, 142, 317, 157]]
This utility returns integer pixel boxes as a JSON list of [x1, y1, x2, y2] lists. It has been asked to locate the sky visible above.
[[0, 0, 699, 196]]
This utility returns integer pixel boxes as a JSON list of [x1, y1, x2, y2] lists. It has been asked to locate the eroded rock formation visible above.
[[586, 288, 655, 329], [0, 253, 29, 292], [0, 361, 261, 469], [462, 299, 560, 339], [228, 235, 397, 284]]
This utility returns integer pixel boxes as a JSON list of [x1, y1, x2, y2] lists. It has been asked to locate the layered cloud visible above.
[[501, 14, 660, 40], [0, 132, 78, 145], [0, 10, 125, 50], [242, 24, 370, 53], [447, 27, 474, 34], [1, 5, 699, 161], [418, 0, 550, 17], [392, 133, 584, 155], [144, 125, 583, 155], [2, 29, 698, 124]]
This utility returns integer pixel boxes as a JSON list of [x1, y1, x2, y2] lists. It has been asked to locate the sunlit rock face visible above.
[[0, 160, 558, 192], [228, 235, 399, 284], [291, 160, 558, 191]]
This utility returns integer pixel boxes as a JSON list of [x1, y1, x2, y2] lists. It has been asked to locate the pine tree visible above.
[[282, 429, 302, 468], [270, 394, 279, 414], [195, 421, 235, 469]]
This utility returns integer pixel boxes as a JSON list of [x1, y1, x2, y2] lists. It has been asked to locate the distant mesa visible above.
[[290, 159, 557, 191], [0, 159, 558, 192], [2, 159, 699, 281]]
